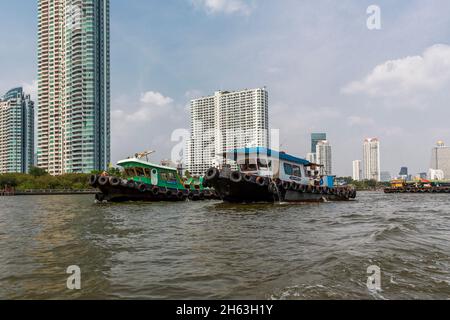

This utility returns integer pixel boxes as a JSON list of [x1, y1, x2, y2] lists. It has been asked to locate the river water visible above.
[[0, 192, 449, 300]]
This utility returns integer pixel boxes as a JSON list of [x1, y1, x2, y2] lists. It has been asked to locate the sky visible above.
[[1, 0, 450, 176]]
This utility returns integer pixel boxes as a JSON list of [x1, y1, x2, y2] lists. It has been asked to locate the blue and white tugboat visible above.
[[203, 147, 356, 203]]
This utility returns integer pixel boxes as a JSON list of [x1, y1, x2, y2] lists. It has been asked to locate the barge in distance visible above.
[[203, 147, 356, 203]]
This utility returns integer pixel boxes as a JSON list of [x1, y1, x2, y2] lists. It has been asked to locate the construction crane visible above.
[[134, 150, 155, 162]]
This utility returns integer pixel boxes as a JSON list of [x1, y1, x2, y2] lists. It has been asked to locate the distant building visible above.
[[419, 172, 427, 179], [352, 160, 362, 181], [0, 87, 34, 173], [363, 138, 381, 181], [316, 140, 332, 175], [311, 133, 327, 153], [380, 171, 392, 182], [306, 153, 316, 164], [429, 169, 445, 181], [187, 88, 269, 176], [430, 141, 450, 180]]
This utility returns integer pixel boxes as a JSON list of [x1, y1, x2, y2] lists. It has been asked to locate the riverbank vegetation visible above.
[[337, 177, 390, 190], [0, 167, 92, 190]]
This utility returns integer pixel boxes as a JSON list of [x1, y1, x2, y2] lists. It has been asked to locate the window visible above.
[[167, 172, 177, 183], [284, 163, 293, 176], [240, 162, 257, 172], [293, 165, 301, 177], [135, 167, 145, 177], [258, 159, 269, 170]]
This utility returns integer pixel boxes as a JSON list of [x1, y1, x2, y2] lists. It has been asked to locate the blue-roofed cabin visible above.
[[223, 147, 329, 186]]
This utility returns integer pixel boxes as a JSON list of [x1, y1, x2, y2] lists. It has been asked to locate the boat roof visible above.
[[225, 147, 311, 166], [117, 158, 178, 172]]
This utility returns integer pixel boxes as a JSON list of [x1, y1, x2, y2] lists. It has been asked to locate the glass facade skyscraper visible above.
[[311, 133, 327, 153], [0, 88, 34, 174], [38, 0, 110, 175]]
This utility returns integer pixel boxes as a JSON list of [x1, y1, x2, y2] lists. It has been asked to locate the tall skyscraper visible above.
[[0, 88, 34, 173], [38, 0, 110, 175], [316, 140, 332, 175], [430, 141, 450, 180], [352, 160, 362, 181], [187, 88, 269, 176], [311, 133, 327, 153], [363, 138, 381, 181]]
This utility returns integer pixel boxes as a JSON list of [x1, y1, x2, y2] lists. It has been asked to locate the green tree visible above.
[[29, 166, 48, 177]]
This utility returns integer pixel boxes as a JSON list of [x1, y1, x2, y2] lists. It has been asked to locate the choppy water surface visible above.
[[0, 192, 449, 299]]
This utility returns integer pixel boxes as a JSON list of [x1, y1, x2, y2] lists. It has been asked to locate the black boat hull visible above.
[[204, 168, 356, 203], [90, 175, 218, 203]]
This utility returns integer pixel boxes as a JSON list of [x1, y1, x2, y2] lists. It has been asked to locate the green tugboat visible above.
[[90, 151, 218, 202]]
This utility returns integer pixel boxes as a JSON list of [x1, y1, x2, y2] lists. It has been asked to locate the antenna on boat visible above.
[[135, 150, 155, 162]]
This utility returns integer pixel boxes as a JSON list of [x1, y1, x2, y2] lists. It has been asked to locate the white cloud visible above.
[[342, 44, 450, 98], [347, 116, 375, 127], [113, 91, 175, 123], [190, 0, 253, 15], [140, 91, 174, 106]]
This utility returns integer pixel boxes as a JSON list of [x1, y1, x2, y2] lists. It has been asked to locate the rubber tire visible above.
[[205, 168, 220, 181], [256, 177, 268, 187], [230, 171, 243, 183], [109, 176, 120, 187], [89, 175, 98, 187], [98, 176, 109, 186]]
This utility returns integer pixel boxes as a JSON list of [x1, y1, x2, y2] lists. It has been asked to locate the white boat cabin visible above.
[[222, 147, 330, 186]]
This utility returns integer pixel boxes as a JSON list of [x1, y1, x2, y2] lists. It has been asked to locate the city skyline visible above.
[[1, 1, 450, 176]]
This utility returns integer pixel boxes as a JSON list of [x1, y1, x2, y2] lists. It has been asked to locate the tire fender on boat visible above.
[[109, 176, 120, 187], [256, 176, 268, 187], [89, 175, 98, 187], [98, 176, 109, 186], [137, 183, 147, 192], [230, 171, 243, 183], [205, 167, 220, 181], [243, 174, 254, 183], [152, 186, 159, 195]]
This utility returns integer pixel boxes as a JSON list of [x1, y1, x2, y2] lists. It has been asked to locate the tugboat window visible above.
[[284, 163, 293, 175], [136, 168, 145, 176], [239, 162, 257, 172], [167, 172, 177, 183], [258, 159, 269, 170], [293, 165, 301, 177]]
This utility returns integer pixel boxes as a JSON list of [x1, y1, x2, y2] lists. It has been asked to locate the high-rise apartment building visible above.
[[311, 133, 327, 153], [38, 0, 110, 175], [430, 141, 450, 180], [187, 88, 269, 176], [352, 160, 362, 181], [363, 138, 381, 181], [316, 140, 332, 175], [0, 88, 34, 173]]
